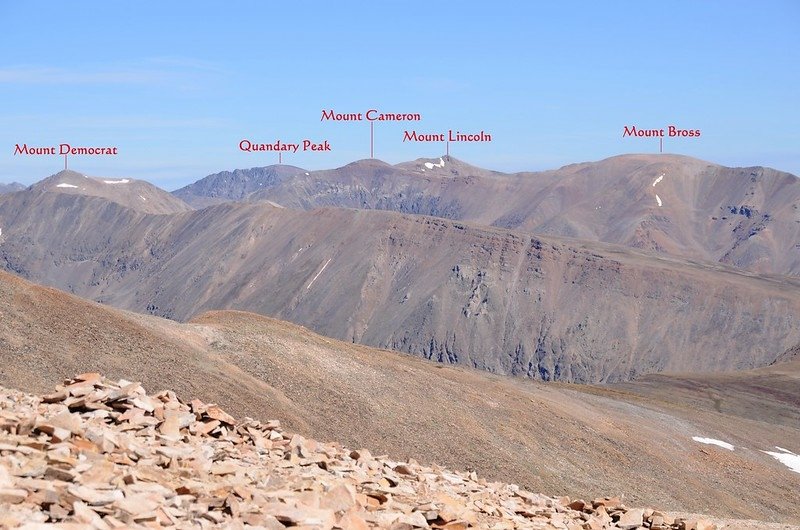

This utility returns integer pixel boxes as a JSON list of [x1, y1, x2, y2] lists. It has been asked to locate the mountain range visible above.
[[0, 182, 25, 194], [175, 154, 800, 276], [2, 160, 800, 382], [2, 153, 800, 524]]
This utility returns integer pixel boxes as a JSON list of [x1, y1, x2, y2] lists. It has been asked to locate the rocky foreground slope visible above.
[[1, 374, 721, 530], [1, 270, 798, 523]]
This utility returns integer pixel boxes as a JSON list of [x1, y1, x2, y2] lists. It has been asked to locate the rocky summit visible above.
[[0, 374, 721, 530]]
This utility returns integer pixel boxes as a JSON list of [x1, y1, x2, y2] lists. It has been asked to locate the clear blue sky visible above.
[[1, 1, 798, 189]]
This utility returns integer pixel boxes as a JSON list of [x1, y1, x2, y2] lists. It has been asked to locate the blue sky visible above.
[[1, 1, 798, 189]]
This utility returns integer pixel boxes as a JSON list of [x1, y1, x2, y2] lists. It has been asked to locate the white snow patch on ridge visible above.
[[692, 436, 734, 450], [655, 194, 662, 207], [762, 447, 800, 474], [652, 174, 664, 187], [56, 183, 78, 189], [103, 179, 130, 184], [424, 157, 446, 170]]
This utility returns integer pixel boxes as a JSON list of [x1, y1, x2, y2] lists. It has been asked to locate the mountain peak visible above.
[[21, 170, 191, 215], [173, 164, 309, 208], [34, 170, 139, 191], [51, 169, 86, 179], [0, 181, 26, 194], [340, 158, 393, 169], [395, 155, 503, 178]]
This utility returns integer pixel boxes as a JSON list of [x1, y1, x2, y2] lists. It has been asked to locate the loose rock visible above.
[[0, 376, 719, 529]]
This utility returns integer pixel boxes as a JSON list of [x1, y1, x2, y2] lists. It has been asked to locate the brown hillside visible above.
[[0, 271, 797, 523], [32, 170, 191, 215], [230, 154, 800, 275], [2, 192, 800, 383]]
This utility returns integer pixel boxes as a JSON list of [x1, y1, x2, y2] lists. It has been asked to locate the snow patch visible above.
[[306, 258, 332, 290], [266, 200, 285, 209], [423, 157, 446, 170], [305, 172, 310, 176], [692, 436, 734, 451], [139, 195, 147, 202], [103, 179, 130, 184], [56, 183, 78, 189], [655, 194, 662, 207], [762, 447, 800, 474], [652, 174, 664, 187]]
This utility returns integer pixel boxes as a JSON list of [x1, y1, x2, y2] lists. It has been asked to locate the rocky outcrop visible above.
[[0, 375, 721, 529], [173, 165, 306, 209]]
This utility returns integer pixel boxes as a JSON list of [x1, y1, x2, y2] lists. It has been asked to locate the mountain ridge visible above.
[[173, 164, 307, 208], [0, 182, 25, 194], [174, 154, 800, 275], [2, 187, 799, 383]]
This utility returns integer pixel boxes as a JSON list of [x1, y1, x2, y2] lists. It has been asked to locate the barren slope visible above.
[[0, 270, 286, 423], [0, 271, 797, 523], [3, 187, 800, 382], [30, 170, 191, 214], [204, 154, 800, 275], [173, 164, 306, 208], [3, 375, 778, 530]]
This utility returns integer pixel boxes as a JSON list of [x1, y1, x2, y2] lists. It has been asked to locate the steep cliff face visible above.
[[2, 186, 799, 383]]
